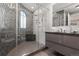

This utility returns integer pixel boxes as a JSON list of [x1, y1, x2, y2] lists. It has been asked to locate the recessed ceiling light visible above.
[[31, 7, 34, 9]]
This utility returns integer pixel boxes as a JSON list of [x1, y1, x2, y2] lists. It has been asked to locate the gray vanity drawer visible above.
[[63, 35, 79, 50], [46, 33, 63, 44], [49, 42, 79, 56]]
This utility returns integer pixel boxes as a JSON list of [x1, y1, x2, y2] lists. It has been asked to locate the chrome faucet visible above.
[[60, 28, 62, 32], [63, 30, 66, 33], [58, 28, 62, 32]]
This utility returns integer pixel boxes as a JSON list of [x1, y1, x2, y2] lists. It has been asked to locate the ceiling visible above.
[[64, 3, 79, 14], [53, 3, 73, 12], [53, 3, 79, 14], [21, 3, 79, 14], [22, 3, 51, 12]]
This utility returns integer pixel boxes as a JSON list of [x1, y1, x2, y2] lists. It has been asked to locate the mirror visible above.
[[53, 10, 64, 26], [64, 3, 79, 26], [53, 3, 79, 27]]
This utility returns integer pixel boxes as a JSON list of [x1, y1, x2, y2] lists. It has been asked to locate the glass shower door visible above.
[[15, 3, 39, 56], [0, 3, 16, 56]]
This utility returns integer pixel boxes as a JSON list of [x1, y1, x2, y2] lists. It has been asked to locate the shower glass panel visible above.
[[35, 4, 46, 49], [0, 3, 16, 56], [15, 3, 39, 56]]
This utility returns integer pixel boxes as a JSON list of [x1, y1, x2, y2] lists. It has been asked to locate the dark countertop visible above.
[[46, 32, 79, 36]]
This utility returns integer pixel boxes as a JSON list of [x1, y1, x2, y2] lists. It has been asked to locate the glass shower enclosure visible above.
[[0, 3, 46, 56], [0, 3, 16, 56]]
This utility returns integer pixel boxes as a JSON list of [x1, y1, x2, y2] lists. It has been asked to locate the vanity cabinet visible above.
[[62, 35, 79, 50], [46, 32, 79, 56], [46, 33, 63, 44]]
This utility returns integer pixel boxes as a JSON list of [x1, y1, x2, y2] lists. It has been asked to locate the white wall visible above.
[[45, 4, 53, 32]]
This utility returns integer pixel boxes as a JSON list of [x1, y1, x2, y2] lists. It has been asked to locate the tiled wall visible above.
[[51, 26, 79, 33]]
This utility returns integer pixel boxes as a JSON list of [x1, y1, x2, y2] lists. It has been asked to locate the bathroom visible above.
[[0, 3, 79, 56]]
